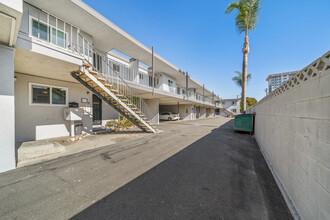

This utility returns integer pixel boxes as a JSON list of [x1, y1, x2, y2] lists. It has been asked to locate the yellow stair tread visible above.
[[110, 89, 118, 93], [79, 74, 88, 79], [99, 91, 107, 95], [83, 63, 91, 68], [96, 77, 105, 81], [89, 70, 98, 75], [104, 83, 112, 87], [116, 94, 123, 97], [121, 99, 128, 102], [87, 80, 96, 85], [94, 86, 102, 90]]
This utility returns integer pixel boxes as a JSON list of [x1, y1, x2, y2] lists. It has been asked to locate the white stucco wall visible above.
[[200, 107, 206, 118], [144, 99, 159, 125], [247, 52, 330, 220], [222, 99, 240, 114], [14, 73, 117, 142], [0, 45, 16, 173], [159, 74, 176, 94]]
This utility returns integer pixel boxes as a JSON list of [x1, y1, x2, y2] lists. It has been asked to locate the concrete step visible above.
[[93, 126, 112, 135], [17, 139, 66, 162]]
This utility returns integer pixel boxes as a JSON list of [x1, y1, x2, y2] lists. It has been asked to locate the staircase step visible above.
[[104, 83, 112, 88], [94, 86, 102, 90], [83, 63, 91, 68], [121, 99, 128, 102], [97, 77, 105, 82], [127, 103, 133, 106], [79, 74, 88, 79], [100, 91, 107, 95], [116, 94, 123, 97], [76, 69, 83, 73], [89, 70, 98, 75], [110, 89, 118, 93], [87, 80, 96, 86]]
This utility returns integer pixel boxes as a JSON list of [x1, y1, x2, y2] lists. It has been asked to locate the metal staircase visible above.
[[70, 34, 157, 133]]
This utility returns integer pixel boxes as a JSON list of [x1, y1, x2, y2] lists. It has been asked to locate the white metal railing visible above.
[[72, 34, 159, 126], [23, 1, 220, 110]]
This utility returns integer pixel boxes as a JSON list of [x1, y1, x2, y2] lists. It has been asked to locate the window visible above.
[[32, 20, 48, 41], [113, 63, 120, 72], [32, 85, 50, 104], [177, 87, 180, 95], [232, 101, 236, 105], [139, 73, 144, 80], [232, 109, 237, 113], [30, 18, 67, 48], [168, 79, 173, 87], [30, 83, 67, 106], [52, 88, 66, 104], [182, 89, 186, 95]]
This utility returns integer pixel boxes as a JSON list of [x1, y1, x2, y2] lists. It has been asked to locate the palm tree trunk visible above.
[[242, 31, 249, 112]]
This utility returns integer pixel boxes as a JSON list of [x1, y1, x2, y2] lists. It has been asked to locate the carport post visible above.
[[177, 102, 180, 117], [203, 84, 205, 103], [152, 46, 154, 96], [186, 72, 189, 100]]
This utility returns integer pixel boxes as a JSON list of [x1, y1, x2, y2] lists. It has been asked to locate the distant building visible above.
[[266, 71, 298, 93], [220, 98, 241, 116]]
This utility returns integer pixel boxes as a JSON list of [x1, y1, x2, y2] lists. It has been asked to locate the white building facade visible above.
[[266, 71, 297, 93], [220, 98, 240, 116], [0, 0, 221, 173]]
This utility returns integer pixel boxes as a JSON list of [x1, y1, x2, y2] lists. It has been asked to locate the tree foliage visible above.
[[232, 71, 251, 87], [240, 97, 257, 112], [225, 0, 262, 34]]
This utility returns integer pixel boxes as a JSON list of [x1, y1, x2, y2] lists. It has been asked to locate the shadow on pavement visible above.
[[71, 120, 292, 220]]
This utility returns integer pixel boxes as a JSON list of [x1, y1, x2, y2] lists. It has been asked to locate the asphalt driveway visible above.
[[72, 119, 292, 220], [0, 117, 292, 220]]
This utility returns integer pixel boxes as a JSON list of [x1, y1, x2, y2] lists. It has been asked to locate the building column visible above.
[[144, 99, 159, 125], [129, 58, 139, 83], [0, 45, 16, 173]]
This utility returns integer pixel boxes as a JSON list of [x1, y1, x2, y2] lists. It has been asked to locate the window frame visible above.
[[29, 82, 68, 107], [29, 16, 69, 49]]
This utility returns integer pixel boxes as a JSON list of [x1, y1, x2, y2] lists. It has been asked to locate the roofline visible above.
[[70, 0, 181, 72], [70, 0, 219, 99], [266, 71, 299, 81]]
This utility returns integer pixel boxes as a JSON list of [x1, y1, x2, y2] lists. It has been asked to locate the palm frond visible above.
[[225, 0, 262, 33]]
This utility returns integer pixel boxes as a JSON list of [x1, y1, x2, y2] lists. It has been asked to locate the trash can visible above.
[[234, 114, 254, 134]]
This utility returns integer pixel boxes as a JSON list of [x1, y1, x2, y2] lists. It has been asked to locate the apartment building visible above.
[[266, 71, 297, 93], [0, 0, 221, 172], [220, 98, 240, 116]]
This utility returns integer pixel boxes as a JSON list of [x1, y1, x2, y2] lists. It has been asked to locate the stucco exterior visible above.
[[0, 45, 16, 173]]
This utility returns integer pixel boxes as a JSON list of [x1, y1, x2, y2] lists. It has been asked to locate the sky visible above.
[[82, 0, 330, 101]]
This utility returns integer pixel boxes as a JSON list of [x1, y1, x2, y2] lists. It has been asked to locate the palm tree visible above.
[[232, 71, 251, 87], [225, 0, 262, 112]]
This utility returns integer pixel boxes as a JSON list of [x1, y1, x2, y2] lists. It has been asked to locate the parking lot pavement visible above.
[[0, 117, 292, 219]]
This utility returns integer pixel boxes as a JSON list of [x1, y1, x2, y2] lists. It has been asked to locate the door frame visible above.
[[92, 94, 102, 125]]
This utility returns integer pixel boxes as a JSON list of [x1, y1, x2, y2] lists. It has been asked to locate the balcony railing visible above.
[[22, 1, 221, 109]]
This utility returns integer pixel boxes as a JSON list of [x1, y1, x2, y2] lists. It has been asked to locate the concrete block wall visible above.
[[247, 51, 330, 220]]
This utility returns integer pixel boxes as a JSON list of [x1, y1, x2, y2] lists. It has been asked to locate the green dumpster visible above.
[[234, 114, 254, 134]]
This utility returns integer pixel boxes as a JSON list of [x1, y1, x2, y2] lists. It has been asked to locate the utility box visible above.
[[234, 114, 254, 134], [63, 108, 83, 121]]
